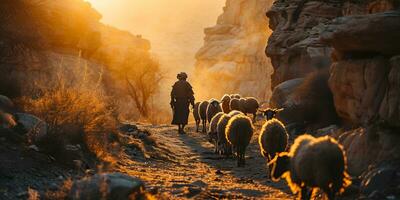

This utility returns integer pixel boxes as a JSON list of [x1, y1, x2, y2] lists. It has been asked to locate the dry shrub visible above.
[[21, 85, 118, 161], [18, 60, 119, 163]]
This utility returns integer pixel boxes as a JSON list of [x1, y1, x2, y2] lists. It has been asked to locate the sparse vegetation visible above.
[[118, 50, 164, 119], [18, 64, 119, 163]]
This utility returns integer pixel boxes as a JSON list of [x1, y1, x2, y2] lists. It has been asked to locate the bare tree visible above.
[[120, 50, 164, 118]]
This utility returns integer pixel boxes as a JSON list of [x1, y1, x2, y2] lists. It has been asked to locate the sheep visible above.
[[208, 112, 224, 153], [259, 108, 284, 120], [269, 134, 352, 200], [258, 118, 288, 165], [230, 94, 241, 99], [225, 114, 254, 167], [216, 114, 231, 156], [198, 101, 209, 133], [216, 110, 244, 156], [193, 102, 201, 132], [220, 94, 231, 114], [238, 98, 247, 113], [228, 110, 243, 117], [242, 97, 260, 122], [229, 98, 240, 111], [206, 99, 222, 123]]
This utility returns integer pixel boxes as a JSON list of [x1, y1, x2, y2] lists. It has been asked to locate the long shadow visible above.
[[176, 125, 292, 196]]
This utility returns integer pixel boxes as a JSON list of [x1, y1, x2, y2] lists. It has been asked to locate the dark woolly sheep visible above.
[[243, 97, 260, 122], [198, 101, 209, 133], [230, 94, 241, 99], [216, 110, 244, 156], [225, 114, 254, 167], [221, 94, 231, 114], [193, 102, 201, 132], [206, 99, 222, 123], [238, 98, 247, 113], [216, 114, 231, 156], [258, 118, 288, 164], [229, 98, 240, 111], [269, 135, 352, 200], [208, 112, 224, 153], [228, 110, 243, 117]]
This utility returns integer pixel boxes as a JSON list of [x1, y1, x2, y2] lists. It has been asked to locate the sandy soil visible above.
[[115, 122, 294, 199]]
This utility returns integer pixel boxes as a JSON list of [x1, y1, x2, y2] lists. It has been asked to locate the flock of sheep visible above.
[[192, 94, 352, 200]]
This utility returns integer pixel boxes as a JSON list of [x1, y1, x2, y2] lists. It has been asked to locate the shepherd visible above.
[[170, 72, 195, 134]]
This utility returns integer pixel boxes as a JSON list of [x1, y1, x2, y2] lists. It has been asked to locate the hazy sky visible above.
[[86, 0, 225, 71], [86, 0, 225, 109]]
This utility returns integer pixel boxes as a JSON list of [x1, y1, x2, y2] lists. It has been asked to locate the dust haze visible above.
[[87, 0, 225, 114]]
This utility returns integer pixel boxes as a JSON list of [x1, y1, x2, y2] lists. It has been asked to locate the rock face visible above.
[[266, 0, 342, 89], [323, 13, 400, 126], [194, 0, 273, 100], [266, 1, 400, 197], [0, 0, 152, 119]]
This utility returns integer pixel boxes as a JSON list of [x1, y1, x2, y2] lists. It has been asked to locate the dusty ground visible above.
[[0, 121, 294, 199], [115, 122, 294, 199]]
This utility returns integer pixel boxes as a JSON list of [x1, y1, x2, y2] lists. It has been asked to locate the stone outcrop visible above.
[[267, 0, 400, 126], [266, 1, 400, 197], [0, 0, 152, 119], [266, 0, 342, 89], [194, 0, 273, 100], [322, 11, 400, 127]]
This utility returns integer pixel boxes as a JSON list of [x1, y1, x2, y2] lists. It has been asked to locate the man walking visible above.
[[170, 72, 195, 134]]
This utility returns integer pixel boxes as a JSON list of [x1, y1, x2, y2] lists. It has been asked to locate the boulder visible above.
[[315, 125, 340, 137], [338, 126, 400, 176], [68, 173, 146, 200], [328, 57, 390, 126], [379, 56, 400, 127], [320, 11, 400, 56], [361, 166, 399, 196], [269, 78, 304, 108], [14, 113, 47, 144], [338, 128, 380, 176]]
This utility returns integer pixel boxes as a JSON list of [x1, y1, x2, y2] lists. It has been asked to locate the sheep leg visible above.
[[214, 139, 218, 154], [196, 120, 199, 132], [236, 146, 241, 167], [242, 147, 246, 166], [323, 188, 335, 200], [266, 155, 271, 179], [300, 187, 311, 200]]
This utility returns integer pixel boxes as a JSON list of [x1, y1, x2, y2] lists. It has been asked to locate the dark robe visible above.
[[171, 80, 195, 125]]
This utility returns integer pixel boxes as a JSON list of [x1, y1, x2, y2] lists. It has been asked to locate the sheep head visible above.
[[221, 94, 231, 103], [258, 108, 284, 120], [210, 100, 220, 108], [268, 152, 290, 182]]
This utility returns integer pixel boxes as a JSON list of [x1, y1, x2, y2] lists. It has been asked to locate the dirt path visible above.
[[115, 123, 294, 199]]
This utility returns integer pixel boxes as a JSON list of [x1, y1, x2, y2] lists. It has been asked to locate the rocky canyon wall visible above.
[[0, 0, 153, 120], [267, 0, 400, 197], [194, 0, 273, 101]]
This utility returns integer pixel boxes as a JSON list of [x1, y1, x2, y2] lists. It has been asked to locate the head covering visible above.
[[177, 72, 188, 80]]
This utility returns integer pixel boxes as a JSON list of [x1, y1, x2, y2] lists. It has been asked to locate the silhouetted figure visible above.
[[170, 72, 195, 134]]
